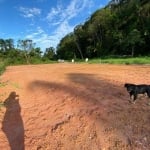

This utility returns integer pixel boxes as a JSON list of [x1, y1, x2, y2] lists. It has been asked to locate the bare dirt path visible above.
[[0, 63, 150, 150]]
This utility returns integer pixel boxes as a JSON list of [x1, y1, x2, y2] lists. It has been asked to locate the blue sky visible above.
[[0, 0, 110, 51]]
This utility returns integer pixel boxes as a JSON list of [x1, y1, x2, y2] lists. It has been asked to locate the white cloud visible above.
[[46, 0, 92, 25], [54, 21, 74, 38], [19, 7, 41, 18], [43, 0, 93, 49], [25, 27, 58, 50], [25, 22, 74, 51], [24, 0, 103, 51], [46, 5, 62, 22]]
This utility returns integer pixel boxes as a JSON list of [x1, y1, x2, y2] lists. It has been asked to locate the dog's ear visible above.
[[124, 83, 127, 87]]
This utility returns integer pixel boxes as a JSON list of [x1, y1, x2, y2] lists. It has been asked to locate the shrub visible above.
[[0, 60, 6, 75]]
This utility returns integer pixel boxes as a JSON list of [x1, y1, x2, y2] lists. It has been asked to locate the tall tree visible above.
[[17, 39, 35, 64], [44, 47, 55, 60], [125, 29, 144, 56], [74, 25, 84, 59], [5, 39, 14, 50]]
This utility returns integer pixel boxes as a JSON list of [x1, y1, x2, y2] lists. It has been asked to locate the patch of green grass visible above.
[[0, 101, 5, 110], [0, 81, 8, 87], [0, 60, 6, 75], [88, 56, 150, 64], [0, 101, 4, 106], [10, 82, 21, 89]]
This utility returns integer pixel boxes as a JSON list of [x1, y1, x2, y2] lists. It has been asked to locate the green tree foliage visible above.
[[43, 47, 55, 60], [29, 47, 42, 58], [0, 38, 14, 55], [57, 0, 150, 59], [0, 0, 149, 63], [17, 39, 35, 64], [125, 29, 144, 56], [0, 38, 58, 65], [56, 33, 77, 60]]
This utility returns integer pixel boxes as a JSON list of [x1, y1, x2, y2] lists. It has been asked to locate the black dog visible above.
[[124, 83, 150, 103]]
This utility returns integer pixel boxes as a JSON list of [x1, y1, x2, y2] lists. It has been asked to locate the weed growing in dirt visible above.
[[0, 101, 5, 110], [0, 81, 8, 87], [10, 82, 21, 89], [0, 81, 7, 110], [0, 93, 6, 110]]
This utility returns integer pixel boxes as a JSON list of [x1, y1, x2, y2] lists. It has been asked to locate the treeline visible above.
[[0, 0, 150, 64], [0, 39, 56, 65], [56, 0, 150, 59]]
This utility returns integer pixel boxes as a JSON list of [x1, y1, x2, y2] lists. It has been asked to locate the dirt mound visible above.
[[0, 64, 150, 150]]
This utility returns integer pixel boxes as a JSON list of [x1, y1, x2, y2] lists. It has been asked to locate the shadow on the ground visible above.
[[28, 73, 150, 149], [67, 73, 126, 99], [29, 73, 127, 105], [2, 92, 24, 150]]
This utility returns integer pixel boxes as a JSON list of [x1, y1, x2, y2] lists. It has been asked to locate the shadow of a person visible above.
[[2, 92, 24, 150]]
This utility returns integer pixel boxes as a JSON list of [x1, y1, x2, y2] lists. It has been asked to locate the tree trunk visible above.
[[131, 46, 134, 57], [74, 36, 84, 59], [24, 52, 30, 64]]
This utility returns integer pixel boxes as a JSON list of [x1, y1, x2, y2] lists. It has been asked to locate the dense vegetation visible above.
[[0, 0, 149, 69], [0, 39, 56, 65], [57, 0, 150, 59]]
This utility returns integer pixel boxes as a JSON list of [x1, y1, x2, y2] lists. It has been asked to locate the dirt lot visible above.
[[0, 63, 150, 150]]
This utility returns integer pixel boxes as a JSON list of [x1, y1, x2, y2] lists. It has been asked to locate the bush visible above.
[[0, 60, 6, 75]]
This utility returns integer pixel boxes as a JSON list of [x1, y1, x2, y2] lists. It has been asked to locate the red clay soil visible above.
[[0, 63, 150, 150]]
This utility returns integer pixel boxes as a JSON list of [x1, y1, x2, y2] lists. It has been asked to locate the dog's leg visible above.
[[129, 93, 133, 103], [146, 90, 150, 105], [132, 94, 137, 104], [144, 93, 147, 97], [129, 93, 135, 103]]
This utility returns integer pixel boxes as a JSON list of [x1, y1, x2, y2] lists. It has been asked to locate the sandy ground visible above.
[[0, 63, 150, 150]]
